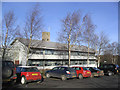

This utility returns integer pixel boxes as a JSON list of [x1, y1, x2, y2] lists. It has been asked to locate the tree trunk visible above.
[[2, 48, 6, 60], [2, 26, 8, 60], [98, 48, 101, 67], [87, 38, 90, 67], [26, 34, 32, 66], [68, 34, 71, 67]]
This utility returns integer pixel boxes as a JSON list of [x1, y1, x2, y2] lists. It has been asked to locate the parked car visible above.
[[98, 64, 118, 76], [86, 67, 103, 78], [71, 66, 91, 79], [16, 66, 43, 84], [92, 67, 104, 76], [45, 66, 77, 80], [2, 60, 17, 83]]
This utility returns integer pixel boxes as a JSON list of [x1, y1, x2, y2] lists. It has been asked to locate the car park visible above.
[[16, 66, 43, 84], [98, 64, 118, 76], [71, 66, 91, 79], [86, 67, 102, 78], [45, 66, 77, 80], [2, 60, 17, 83]]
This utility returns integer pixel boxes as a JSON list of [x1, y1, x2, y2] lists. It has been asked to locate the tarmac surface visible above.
[[2, 74, 120, 89]]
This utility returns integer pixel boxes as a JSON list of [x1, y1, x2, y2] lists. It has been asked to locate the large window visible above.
[[45, 49, 54, 55], [83, 61, 87, 64], [29, 48, 95, 57], [71, 61, 75, 65], [71, 52, 79, 56], [89, 61, 95, 64]]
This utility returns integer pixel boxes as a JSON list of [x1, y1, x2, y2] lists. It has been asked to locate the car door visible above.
[[58, 67, 66, 78], [75, 67, 81, 75], [50, 67, 59, 77]]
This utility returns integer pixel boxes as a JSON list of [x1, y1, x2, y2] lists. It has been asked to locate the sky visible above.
[[2, 2, 118, 44]]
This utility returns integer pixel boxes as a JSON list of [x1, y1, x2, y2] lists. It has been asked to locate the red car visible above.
[[71, 66, 91, 79], [16, 66, 43, 84]]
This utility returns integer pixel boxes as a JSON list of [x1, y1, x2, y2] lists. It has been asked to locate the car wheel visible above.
[[61, 75, 67, 81], [78, 74, 83, 79], [21, 76, 27, 84], [38, 76, 44, 83], [46, 73, 51, 78], [108, 71, 113, 76]]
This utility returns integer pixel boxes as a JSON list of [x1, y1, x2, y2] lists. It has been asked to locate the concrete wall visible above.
[[10, 40, 28, 65]]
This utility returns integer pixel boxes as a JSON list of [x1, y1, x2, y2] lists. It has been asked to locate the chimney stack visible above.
[[42, 32, 50, 41]]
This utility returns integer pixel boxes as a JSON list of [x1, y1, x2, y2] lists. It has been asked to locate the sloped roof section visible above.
[[13, 37, 95, 53]]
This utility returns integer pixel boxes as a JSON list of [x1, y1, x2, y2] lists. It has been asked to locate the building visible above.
[[2, 32, 97, 69]]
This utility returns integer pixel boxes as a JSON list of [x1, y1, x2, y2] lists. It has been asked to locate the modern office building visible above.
[[2, 32, 97, 69], [11, 33, 97, 68]]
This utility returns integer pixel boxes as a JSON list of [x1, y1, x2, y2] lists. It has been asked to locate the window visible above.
[[83, 67, 87, 70], [75, 61, 79, 65], [31, 67, 39, 72], [89, 53, 95, 56], [75, 67, 80, 70], [71, 52, 79, 56], [79, 61, 83, 64], [52, 67, 59, 70], [89, 61, 95, 64], [72, 67, 76, 70], [36, 50, 40, 54], [45, 49, 54, 55], [83, 61, 87, 64], [71, 61, 75, 65], [60, 67, 65, 70], [40, 49, 43, 55]]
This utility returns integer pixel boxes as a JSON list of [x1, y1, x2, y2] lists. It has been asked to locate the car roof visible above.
[[17, 66, 37, 68], [72, 66, 82, 67], [53, 66, 69, 68], [2, 60, 14, 62]]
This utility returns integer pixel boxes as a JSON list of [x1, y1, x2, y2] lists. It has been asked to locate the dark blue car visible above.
[[45, 66, 77, 80]]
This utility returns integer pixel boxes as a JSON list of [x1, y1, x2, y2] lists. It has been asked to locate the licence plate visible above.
[[87, 72, 90, 73], [32, 73, 38, 75], [72, 76, 76, 77]]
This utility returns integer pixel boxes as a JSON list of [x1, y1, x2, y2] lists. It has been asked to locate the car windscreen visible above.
[[93, 67, 100, 71], [21, 67, 39, 72], [68, 68, 75, 72], [83, 67, 88, 70], [87, 67, 94, 71], [31, 67, 39, 72]]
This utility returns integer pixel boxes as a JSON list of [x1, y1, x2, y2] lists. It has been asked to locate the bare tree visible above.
[[23, 4, 43, 65], [1, 11, 20, 60], [81, 14, 96, 67], [103, 42, 118, 64], [97, 31, 109, 66], [58, 10, 86, 66]]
